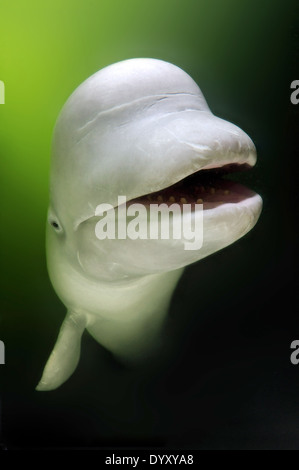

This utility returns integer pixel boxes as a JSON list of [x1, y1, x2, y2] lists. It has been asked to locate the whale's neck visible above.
[[85, 268, 184, 361]]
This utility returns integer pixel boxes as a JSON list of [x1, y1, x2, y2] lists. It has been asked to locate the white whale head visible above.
[[38, 58, 262, 391]]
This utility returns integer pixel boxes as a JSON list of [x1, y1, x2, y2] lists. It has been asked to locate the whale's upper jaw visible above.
[[67, 123, 256, 229]]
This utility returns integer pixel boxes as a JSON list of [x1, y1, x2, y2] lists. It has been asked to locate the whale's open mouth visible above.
[[129, 163, 257, 211]]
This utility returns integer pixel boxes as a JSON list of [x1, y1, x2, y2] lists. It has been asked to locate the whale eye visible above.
[[49, 218, 63, 234]]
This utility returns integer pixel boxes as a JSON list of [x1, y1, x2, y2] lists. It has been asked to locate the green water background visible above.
[[0, 0, 297, 448]]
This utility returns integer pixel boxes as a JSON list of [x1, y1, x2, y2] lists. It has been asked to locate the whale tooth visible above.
[[224, 189, 230, 195], [168, 196, 175, 203], [157, 195, 163, 202], [196, 198, 203, 204], [180, 197, 187, 204], [210, 188, 215, 194]]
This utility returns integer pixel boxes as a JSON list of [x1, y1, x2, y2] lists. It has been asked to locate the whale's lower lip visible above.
[[129, 163, 258, 210]]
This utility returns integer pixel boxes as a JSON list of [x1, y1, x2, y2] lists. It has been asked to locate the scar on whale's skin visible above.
[[36, 58, 262, 391]]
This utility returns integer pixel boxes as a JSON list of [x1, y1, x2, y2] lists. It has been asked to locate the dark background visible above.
[[0, 0, 298, 449]]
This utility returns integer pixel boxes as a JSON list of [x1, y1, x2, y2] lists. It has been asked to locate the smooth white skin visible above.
[[37, 59, 262, 391]]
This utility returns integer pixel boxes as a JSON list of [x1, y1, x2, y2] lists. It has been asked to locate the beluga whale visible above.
[[37, 58, 262, 391]]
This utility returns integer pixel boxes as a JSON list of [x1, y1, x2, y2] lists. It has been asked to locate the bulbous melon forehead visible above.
[[60, 58, 209, 120]]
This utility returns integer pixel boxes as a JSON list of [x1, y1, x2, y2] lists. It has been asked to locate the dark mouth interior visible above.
[[131, 163, 255, 210]]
